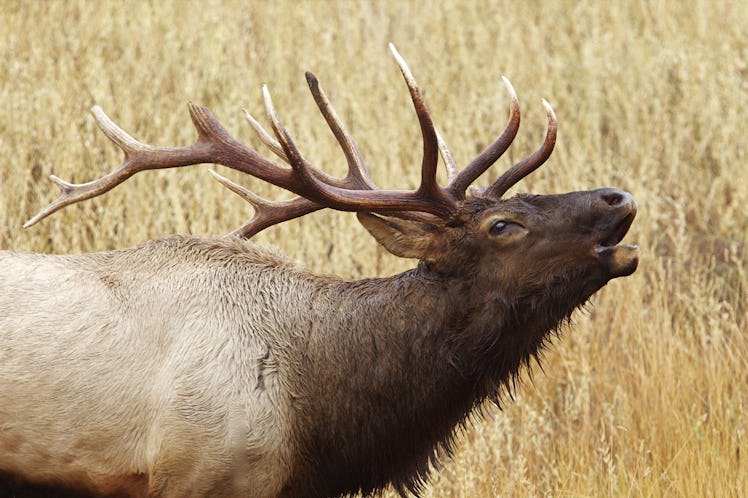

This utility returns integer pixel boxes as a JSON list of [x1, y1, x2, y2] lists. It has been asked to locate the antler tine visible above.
[[24, 103, 306, 229], [447, 77, 521, 198], [260, 84, 335, 201], [244, 103, 365, 192], [483, 99, 557, 199], [22, 174, 86, 229], [210, 168, 440, 233], [388, 43, 448, 204], [208, 170, 321, 239], [305, 72, 377, 190], [242, 108, 289, 162], [259, 64, 456, 217], [24, 105, 215, 228], [435, 128, 459, 181]]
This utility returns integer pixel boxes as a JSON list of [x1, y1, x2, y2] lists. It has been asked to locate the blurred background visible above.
[[1, 1, 746, 496]]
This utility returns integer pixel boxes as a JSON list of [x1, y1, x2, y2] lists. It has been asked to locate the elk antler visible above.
[[444, 76, 521, 198], [482, 99, 557, 199], [25, 45, 557, 238]]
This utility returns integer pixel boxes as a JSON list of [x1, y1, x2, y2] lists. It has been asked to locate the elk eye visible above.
[[489, 220, 510, 236]]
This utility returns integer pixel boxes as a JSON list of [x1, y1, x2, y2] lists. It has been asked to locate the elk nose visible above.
[[598, 188, 636, 211]]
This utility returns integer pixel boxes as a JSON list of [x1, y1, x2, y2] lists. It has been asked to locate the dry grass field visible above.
[[1, 0, 746, 496]]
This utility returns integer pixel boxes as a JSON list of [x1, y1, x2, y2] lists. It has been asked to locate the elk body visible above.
[[0, 46, 639, 498]]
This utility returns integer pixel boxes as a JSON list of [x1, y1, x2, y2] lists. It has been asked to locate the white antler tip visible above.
[[90, 105, 107, 123], [388, 43, 419, 93], [208, 168, 265, 208], [90, 105, 115, 130], [261, 85, 276, 111], [500, 76, 515, 92], [541, 98, 556, 119], [241, 108, 257, 123], [501, 76, 519, 103], [49, 175, 69, 189], [388, 43, 407, 69]]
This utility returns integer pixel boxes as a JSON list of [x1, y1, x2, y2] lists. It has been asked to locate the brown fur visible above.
[[0, 189, 638, 497]]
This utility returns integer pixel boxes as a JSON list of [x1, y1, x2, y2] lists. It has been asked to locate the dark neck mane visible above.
[[283, 263, 591, 497]]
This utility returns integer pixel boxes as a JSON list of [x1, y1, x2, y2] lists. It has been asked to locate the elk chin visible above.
[[595, 244, 639, 278]]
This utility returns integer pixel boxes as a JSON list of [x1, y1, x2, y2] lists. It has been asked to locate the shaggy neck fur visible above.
[[283, 260, 598, 497]]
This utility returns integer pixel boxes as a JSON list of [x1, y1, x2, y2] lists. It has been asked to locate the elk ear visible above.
[[356, 213, 436, 260]]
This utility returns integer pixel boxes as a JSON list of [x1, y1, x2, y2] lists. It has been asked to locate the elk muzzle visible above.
[[592, 188, 639, 278]]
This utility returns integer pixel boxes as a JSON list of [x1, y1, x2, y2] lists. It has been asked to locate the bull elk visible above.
[[0, 45, 639, 497]]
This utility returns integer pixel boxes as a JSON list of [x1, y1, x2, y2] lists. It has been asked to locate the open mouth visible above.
[[595, 210, 639, 278], [598, 211, 636, 248]]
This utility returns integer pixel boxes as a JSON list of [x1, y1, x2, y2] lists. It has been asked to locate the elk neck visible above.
[[285, 258, 586, 496]]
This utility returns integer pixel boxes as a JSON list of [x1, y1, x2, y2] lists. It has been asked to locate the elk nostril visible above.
[[601, 191, 624, 207]]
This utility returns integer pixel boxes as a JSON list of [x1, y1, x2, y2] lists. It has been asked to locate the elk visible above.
[[0, 45, 639, 498]]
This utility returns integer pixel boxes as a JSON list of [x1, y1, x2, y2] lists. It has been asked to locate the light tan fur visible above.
[[0, 237, 315, 497]]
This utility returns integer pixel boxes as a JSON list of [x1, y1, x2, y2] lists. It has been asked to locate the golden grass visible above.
[[1, 0, 746, 496]]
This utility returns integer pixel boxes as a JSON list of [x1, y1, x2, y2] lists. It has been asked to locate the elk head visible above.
[[25, 43, 638, 311]]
